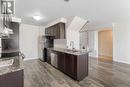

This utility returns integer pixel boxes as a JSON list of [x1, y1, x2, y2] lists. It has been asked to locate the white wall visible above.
[[67, 30, 80, 49], [88, 31, 98, 57], [113, 21, 130, 64], [66, 16, 87, 50], [20, 24, 40, 60], [54, 39, 67, 49]]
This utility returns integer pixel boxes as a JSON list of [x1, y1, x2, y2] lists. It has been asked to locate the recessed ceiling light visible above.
[[33, 15, 41, 21]]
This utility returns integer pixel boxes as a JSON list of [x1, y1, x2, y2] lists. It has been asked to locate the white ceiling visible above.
[[15, 0, 130, 27]]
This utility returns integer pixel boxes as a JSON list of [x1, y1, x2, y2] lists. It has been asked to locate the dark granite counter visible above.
[[47, 48, 89, 56], [0, 56, 24, 76]]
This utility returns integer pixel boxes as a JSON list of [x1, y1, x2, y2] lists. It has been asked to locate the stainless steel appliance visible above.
[[40, 35, 54, 61], [51, 51, 58, 68]]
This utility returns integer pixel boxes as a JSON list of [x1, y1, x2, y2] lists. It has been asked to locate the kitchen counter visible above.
[[47, 48, 89, 56], [0, 56, 24, 76], [46, 47, 89, 80]]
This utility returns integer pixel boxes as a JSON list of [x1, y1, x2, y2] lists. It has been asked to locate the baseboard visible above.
[[24, 58, 39, 61], [99, 55, 113, 58], [113, 59, 130, 64], [89, 56, 98, 58]]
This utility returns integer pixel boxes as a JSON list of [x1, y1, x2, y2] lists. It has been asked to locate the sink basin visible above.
[[66, 49, 79, 53], [0, 59, 14, 68]]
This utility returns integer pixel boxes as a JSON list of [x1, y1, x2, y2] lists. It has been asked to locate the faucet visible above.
[[19, 52, 25, 59], [70, 41, 74, 50]]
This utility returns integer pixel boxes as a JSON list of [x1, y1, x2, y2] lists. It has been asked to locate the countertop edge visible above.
[[47, 48, 89, 56]]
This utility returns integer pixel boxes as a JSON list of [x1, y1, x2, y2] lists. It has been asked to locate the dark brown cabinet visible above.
[[0, 70, 23, 87], [57, 52, 65, 72], [58, 23, 66, 39], [65, 54, 76, 79], [45, 23, 66, 39], [57, 51, 88, 81]]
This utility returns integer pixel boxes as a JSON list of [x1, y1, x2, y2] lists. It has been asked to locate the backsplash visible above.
[[54, 39, 67, 49]]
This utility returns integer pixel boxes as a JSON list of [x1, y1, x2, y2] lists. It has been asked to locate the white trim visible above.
[[24, 58, 39, 61], [89, 56, 98, 58], [113, 59, 130, 64]]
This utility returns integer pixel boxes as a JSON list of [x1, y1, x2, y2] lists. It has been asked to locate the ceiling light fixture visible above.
[[33, 15, 41, 21], [64, 0, 69, 2]]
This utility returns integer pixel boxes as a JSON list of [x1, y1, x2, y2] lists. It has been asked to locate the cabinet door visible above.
[[58, 52, 65, 72], [50, 27, 54, 36], [0, 70, 23, 87], [53, 26, 57, 39], [48, 28, 51, 36], [45, 23, 65, 39], [45, 28, 48, 35], [65, 54, 76, 78], [55, 25, 60, 39], [59, 23, 65, 39]]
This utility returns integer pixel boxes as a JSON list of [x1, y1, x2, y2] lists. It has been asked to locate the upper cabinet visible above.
[[45, 23, 66, 39]]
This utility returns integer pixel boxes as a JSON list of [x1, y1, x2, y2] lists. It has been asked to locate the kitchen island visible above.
[[0, 56, 24, 87], [47, 48, 89, 81]]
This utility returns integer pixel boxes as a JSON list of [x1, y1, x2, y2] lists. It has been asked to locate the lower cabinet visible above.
[[57, 52, 65, 72], [57, 52, 77, 79], [0, 70, 24, 87], [57, 51, 88, 81], [65, 54, 76, 79]]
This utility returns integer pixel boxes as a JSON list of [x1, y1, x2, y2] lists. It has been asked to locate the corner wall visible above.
[[20, 24, 40, 60], [113, 21, 130, 64], [88, 31, 98, 57], [66, 16, 87, 50]]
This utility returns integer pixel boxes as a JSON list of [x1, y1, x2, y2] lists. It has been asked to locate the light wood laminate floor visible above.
[[24, 57, 130, 87]]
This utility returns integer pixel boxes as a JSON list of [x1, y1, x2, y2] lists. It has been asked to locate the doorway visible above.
[[98, 30, 113, 61]]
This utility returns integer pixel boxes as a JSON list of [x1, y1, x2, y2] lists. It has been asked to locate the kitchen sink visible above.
[[66, 49, 79, 53]]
